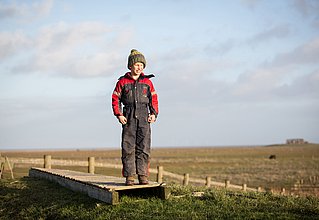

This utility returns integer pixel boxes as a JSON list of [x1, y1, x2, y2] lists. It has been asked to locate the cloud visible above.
[[204, 39, 237, 57], [36, 22, 110, 51], [157, 46, 199, 62], [203, 24, 291, 58], [292, 0, 319, 28], [5, 21, 134, 77], [240, 0, 261, 10], [163, 32, 319, 112], [271, 37, 319, 66], [275, 69, 319, 99], [63, 52, 124, 77], [0, 31, 32, 59], [0, 0, 53, 22], [158, 36, 319, 107], [292, 0, 319, 17], [226, 68, 281, 102], [227, 37, 319, 102], [248, 24, 291, 45]]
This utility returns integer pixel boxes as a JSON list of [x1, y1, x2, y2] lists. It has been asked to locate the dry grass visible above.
[[151, 144, 319, 191], [2, 144, 319, 194]]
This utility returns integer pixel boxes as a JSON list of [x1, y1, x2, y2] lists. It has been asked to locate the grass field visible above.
[[1, 143, 319, 194], [1, 144, 319, 219], [1, 177, 319, 219]]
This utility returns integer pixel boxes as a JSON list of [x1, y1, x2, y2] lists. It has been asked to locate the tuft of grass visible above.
[[1, 178, 319, 220]]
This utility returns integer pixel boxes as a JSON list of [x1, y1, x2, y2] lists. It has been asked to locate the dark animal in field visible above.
[[269, 155, 276, 159]]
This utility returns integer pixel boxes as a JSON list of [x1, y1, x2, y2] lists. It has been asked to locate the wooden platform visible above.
[[29, 167, 169, 205]]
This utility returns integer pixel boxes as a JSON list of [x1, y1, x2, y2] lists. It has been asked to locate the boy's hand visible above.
[[118, 116, 127, 125], [148, 114, 156, 123]]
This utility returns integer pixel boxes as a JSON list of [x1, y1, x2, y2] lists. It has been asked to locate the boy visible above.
[[112, 49, 159, 186]]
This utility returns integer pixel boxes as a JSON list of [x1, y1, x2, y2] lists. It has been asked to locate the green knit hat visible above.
[[127, 49, 146, 69]]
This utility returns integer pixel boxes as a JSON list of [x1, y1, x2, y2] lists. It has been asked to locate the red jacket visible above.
[[112, 72, 159, 117]]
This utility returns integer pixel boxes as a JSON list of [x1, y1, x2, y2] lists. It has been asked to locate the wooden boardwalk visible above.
[[29, 167, 169, 205]]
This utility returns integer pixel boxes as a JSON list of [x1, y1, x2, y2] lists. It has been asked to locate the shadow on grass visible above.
[[0, 177, 99, 219]]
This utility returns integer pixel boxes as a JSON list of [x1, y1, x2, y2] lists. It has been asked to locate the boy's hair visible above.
[[127, 49, 146, 69]]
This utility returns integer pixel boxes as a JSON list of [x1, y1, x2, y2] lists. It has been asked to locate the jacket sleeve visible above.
[[112, 81, 123, 117], [148, 81, 159, 117]]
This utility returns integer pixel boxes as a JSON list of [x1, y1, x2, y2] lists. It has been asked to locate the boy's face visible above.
[[130, 62, 144, 76]]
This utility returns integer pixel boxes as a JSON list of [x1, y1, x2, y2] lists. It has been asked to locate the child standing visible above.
[[112, 49, 159, 186]]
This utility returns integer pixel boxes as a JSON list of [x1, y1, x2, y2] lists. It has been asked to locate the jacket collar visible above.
[[124, 72, 145, 80]]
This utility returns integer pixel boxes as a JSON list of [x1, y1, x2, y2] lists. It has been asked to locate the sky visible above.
[[0, 0, 319, 149]]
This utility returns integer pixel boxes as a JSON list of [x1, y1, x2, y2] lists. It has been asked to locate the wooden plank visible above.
[[29, 167, 119, 204], [29, 167, 169, 205], [32, 168, 162, 190]]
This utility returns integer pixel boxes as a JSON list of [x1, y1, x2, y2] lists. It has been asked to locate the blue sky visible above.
[[1, 0, 319, 149]]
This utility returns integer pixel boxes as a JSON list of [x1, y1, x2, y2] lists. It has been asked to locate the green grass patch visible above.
[[1, 177, 319, 219]]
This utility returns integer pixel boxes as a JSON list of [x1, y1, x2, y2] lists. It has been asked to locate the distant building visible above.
[[286, 138, 308, 144]]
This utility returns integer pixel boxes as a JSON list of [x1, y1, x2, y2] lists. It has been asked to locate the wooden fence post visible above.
[[309, 176, 315, 183], [157, 166, 163, 183], [242, 183, 247, 191], [88, 157, 95, 174], [0, 162, 4, 179], [205, 176, 211, 187], [225, 180, 230, 188], [44, 155, 51, 169], [183, 173, 189, 186], [281, 188, 286, 195]]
